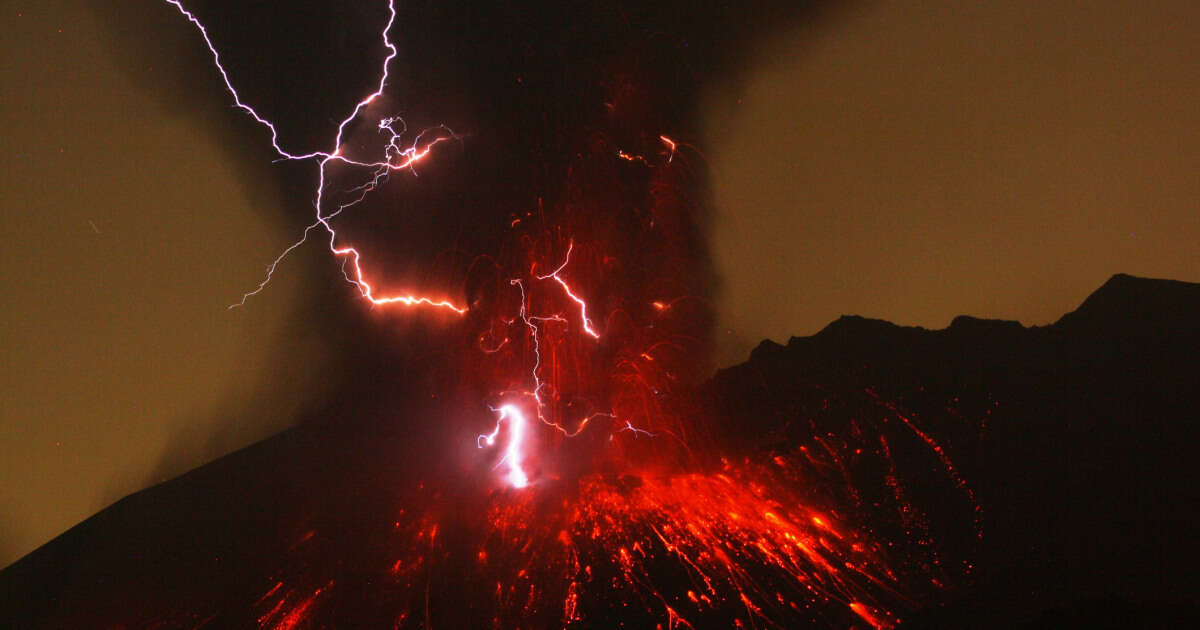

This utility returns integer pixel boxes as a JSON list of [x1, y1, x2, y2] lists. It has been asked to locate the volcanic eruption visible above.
[[5, 1, 1196, 629], [16, 1, 960, 627]]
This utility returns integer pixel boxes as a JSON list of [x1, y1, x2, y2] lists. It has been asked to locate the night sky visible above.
[[706, 1, 1198, 364], [2, 0, 1197, 570]]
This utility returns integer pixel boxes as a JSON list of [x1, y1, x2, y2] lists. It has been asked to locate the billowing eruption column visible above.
[[165, 0, 718, 484]]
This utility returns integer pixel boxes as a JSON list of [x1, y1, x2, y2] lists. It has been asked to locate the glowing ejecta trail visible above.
[[659, 135, 677, 163], [167, 0, 466, 314]]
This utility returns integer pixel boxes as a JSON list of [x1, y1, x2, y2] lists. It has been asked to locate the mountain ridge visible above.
[[705, 273, 1199, 627], [736, 273, 1198, 369]]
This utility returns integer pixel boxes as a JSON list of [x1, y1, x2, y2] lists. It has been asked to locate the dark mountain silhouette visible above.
[[707, 273, 1200, 627], [3, 273, 1197, 628]]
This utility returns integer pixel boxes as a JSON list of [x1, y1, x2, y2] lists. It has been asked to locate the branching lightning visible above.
[[173, 0, 660, 491], [167, 0, 465, 314], [535, 241, 600, 339], [476, 241, 660, 486]]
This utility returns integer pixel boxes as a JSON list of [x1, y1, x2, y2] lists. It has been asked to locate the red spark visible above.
[[617, 150, 649, 165], [659, 134, 677, 162], [849, 601, 892, 630]]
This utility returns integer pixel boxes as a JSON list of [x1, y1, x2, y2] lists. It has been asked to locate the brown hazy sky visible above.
[[705, 0, 1199, 365], [1, 2, 331, 567], [2, 0, 1198, 569]]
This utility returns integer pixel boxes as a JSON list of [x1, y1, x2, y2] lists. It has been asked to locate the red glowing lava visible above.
[[240, 441, 969, 628]]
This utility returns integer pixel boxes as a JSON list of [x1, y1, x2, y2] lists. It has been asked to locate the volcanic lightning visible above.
[[535, 241, 600, 339], [478, 404, 530, 489], [172, 0, 656, 490], [477, 242, 651, 486], [167, 0, 465, 314]]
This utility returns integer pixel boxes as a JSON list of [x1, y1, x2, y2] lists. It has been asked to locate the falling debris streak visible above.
[[389, 454, 911, 629], [850, 601, 891, 630], [866, 390, 983, 541], [873, 395, 973, 500], [239, 438, 959, 627], [256, 582, 331, 630]]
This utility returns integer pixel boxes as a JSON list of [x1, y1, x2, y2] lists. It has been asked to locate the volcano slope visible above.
[[2, 273, 1197, 628], [708, 273, 1199, 627]]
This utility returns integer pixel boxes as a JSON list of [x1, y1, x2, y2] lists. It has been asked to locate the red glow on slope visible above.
[[257, 582, 331, 630], [246, 450, 932, 627], [850, 601, 891, 630]]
